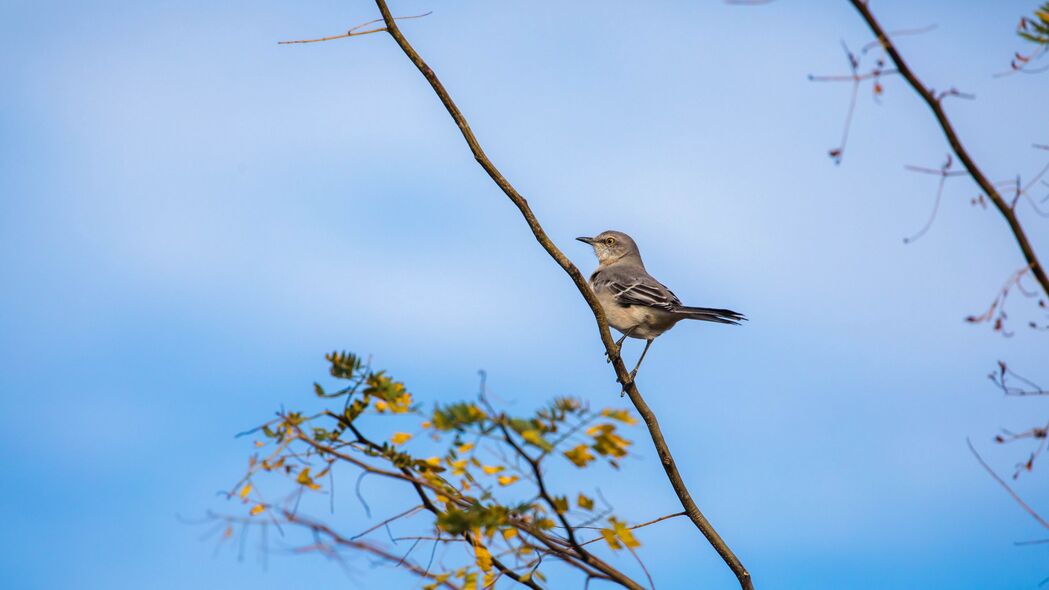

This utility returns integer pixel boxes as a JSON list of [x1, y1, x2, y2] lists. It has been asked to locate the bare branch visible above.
[[847, 0, 1049, 300], [278, 12, 431, 45], [968, 439, 1049, 530]]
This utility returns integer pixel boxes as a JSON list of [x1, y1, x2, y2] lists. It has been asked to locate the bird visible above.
[[576, 230, 745, 383]]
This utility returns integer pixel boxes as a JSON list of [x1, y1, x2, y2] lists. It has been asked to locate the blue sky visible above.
[[2, 1, 1049, 588]]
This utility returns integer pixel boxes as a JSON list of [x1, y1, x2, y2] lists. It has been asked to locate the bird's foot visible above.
[[617, 370, 638, 397]]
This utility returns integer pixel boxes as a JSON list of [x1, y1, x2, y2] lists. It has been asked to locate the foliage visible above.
[[1019, 3, 1049, 46], [216, 351, 669, 589]]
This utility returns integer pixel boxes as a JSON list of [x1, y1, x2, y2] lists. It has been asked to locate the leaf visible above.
[[520, 429, 553, 452], [600, 528, 620, 550], [238, 483, 252, 500], [425, 456, 442, 468], [481, 465, 504, 475], [501, 528, 518, 541], [577, 493, 594, 510], [610, 517, 640, 548], [497, 475, 519, 486], [600, 408, 638, 425], [390, 432, 413, 445], [552, 495, 569, 514], [474, 543, 493, 572], [249, 504, 266, 516], [297, 467, 321, 490], [458, 442, 475, 454], [563, 444, 596, 467]]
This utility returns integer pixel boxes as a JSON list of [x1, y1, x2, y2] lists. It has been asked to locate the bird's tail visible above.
[[674, 306, 746, 325]]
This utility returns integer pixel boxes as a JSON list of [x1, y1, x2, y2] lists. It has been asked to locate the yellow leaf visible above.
[[577, 493, 594, 510], [374, 400, 388, 412], [600, 528, 620, 550], [238, 483, 252, 500], [421, 421, 432, 429], [563, 444, 595, 467], [249, 504, 266, 516], [462, 572, 478, 590], [600, 408, 638, 425], [481, 465, 504, 475], [458, 442, 474, 454], [390, 432, 413, 445], [521, 429, 551, 450], [502, 528, 518, 541], [297, 467, 321, 490], [610, 517, 640, 548], [474, 543, 493, 572], [425, 456, 442, 468], [497, 475, 519, 486]]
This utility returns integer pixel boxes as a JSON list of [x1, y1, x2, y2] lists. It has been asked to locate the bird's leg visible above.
[[628, 339, 654, 381], [619, 339, 653, 397], [606, 331, 631, 364]]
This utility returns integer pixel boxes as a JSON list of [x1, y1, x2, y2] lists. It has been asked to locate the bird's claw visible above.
[[617, 370, 638, 397]]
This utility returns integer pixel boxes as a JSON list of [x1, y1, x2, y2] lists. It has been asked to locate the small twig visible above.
[[578, 512, 688, 547], [350, 505, 423, 540], [278, 12, 432, 45], [861, 24, 938, 53], [990, 361, 1049, 397], [967, 438, 1049, 529], [902, 155, 962, 244]]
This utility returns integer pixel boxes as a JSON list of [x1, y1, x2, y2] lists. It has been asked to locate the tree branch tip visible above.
[[278, 11, 433, 45]]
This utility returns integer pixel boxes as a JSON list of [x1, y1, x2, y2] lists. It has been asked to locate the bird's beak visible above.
[[576, 236, 594, 245]]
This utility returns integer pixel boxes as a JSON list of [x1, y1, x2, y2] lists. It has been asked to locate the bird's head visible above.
[[576, 230, 642, 266]]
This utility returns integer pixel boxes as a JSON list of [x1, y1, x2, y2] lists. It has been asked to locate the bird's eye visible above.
[[605, 237, 616, 246]]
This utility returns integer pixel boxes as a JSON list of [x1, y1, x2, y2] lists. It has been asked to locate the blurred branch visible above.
[[990, 361, 1049, 397], [968, 439, 1049, 530], [367, 1, 754, 588], [808, 42, 896, 164], [847, 0, 1049, 301]]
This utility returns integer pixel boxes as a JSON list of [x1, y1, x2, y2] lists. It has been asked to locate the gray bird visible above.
[[577, 230, 745, 381]]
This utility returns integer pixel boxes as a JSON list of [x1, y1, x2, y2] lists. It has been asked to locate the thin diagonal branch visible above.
[[967, 439, 1049, 530], [368, 1, 754, 589], [848, 0, 1049, 300]]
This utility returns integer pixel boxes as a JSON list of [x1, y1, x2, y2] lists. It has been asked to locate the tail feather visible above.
[[673, 305, 746, 325]]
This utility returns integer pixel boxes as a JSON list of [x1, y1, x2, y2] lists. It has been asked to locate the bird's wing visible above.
[[593, 269, 682, 311]]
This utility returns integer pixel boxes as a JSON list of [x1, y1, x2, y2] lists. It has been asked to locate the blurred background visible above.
[[2, 0, 1048, 588]]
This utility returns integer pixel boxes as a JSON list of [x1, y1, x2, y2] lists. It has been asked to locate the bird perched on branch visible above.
[[577, 230, 745, 383]]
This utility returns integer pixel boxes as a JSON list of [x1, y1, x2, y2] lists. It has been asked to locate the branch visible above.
[[967, 439, 1049, 530], [847, 0, 1049, 300], [282, 510, 463, 589], [579, 512, 688, 548], [368, 2, 753, 588]]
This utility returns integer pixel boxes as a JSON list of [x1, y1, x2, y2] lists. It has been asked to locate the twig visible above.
[[278, 12, 432, 45], [967, 438, 1049, 529], [579, 512, 688, 547], [350, 505, 423, 540]]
